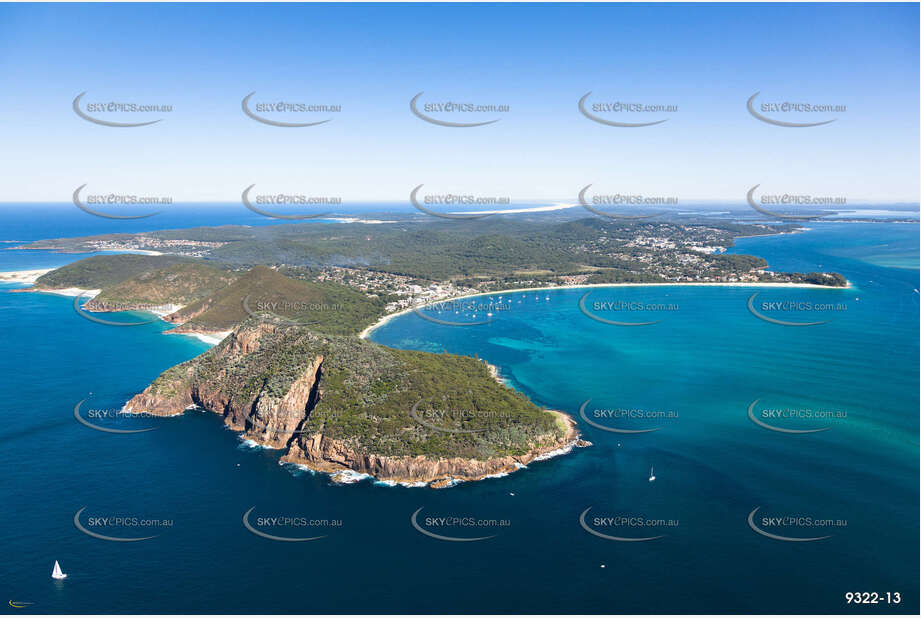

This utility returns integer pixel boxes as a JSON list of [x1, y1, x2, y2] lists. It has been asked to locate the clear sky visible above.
[[0, 2, 917, 205]]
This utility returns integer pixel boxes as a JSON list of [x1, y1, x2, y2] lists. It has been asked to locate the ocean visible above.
[[0, 218, 917, 614]]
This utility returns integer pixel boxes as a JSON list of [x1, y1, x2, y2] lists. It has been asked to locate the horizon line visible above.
[[0, 200, 918, 207]]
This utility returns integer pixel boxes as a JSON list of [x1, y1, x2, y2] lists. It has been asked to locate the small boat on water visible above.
[[51, 560, 67, 580], [648, 467, 656, 482]]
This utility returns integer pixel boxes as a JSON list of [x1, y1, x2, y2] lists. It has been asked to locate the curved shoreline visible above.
[[0, 268, 54, 283], [280, 408, 585, 489], [10, 281, 232, 346], [358, 280, 852, 340]]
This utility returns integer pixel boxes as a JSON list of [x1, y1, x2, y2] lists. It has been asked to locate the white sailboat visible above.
[[51, 560, 67, 580], [648, 467, 656, 482]]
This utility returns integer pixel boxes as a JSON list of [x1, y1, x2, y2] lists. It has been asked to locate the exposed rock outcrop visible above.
[[283, 412, 582, 486], [124, 318, 585, 487]]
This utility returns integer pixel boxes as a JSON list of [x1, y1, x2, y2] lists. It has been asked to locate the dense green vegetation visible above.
[[38, 217, 846, 465], [308, 343, 562, 458], [35, 254, 386, 334], [34, 254, 194, 289], [23, 217, 814, 282], [22, 216, 848, 287], [89, 263, 239, 308], [197, 218, 777, 280], [794, 272, 849, 286], [170, 265, 385, 335], [148, 319, 564, 459]]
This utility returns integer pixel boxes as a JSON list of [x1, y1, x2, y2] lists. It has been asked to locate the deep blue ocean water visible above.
[[0, 220, 917, 614]]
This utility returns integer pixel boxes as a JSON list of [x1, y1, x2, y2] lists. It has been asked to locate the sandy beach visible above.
[[358, 280, 852, 340], [165, 330, 232, 345], [4, 271, 229, 345], [0, 268, 53, 283], [27, 286, 101, 298]]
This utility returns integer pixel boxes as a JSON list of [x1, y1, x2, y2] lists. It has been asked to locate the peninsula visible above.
[[12, 215, 850, 486], [124, 317, 584, 488]]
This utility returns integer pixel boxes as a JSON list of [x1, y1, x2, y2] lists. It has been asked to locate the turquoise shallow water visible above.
[[370, 222, 919, 613], [0, 222, 917, 614]]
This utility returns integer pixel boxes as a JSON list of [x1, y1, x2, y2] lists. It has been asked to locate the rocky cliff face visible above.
[[124, 321, 320, 448], [122, 363, 196, 417], [242, 355, 323, 448], [283, 413, 583, 486], [124, 319, 585, 487]]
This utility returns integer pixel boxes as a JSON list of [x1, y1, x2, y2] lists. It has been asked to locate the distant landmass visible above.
[[20, 217, 847, 308]]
